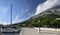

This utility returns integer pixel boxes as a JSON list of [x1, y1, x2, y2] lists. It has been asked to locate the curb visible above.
[[41, 28, 60, 32], [35, 28, 60, 32]]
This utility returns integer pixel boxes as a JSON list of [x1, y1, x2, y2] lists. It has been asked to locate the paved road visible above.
[[20, 28, 60, 35]]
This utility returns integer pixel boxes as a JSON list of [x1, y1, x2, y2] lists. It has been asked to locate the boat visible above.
[[1, 2, 21, 33], [1, 25, 21, 33]]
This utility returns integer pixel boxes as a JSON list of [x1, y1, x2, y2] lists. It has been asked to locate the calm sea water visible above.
[[2, 32, 20, 35]]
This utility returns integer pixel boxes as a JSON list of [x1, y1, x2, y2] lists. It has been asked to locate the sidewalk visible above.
[[20, 27, 60, 35], [20, 28, 39, 35]]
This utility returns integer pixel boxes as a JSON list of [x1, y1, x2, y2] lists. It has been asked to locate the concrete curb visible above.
[[35, 28, 60, 32]]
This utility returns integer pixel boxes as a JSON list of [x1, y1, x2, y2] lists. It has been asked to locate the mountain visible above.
[[33, 6, 60, 18], [14, 6, 60, 27]]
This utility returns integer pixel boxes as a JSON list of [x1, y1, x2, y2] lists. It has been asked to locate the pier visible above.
[[20, 27, 60, 35]]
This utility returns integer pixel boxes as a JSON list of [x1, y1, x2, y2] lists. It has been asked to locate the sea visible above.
[[2, 32, 20, 35]]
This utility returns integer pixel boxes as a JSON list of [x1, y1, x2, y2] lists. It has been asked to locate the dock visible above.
[[20, 27, 60, 35]]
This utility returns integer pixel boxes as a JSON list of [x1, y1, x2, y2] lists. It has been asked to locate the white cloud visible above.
[[0, 21, 10, 25], [25, 8, 29, 12], [0, 7, 10, 25], [0, 15, 20, 25], [0, 7, 31, 25], [0, 14, 32, 25], [12, 14, 32, 24], [13, 15, 21, 23], [27, 13, 31, 16], [35, 0, 60, 15], [13, 15, 19, 23], [0, 7, 9, 14]]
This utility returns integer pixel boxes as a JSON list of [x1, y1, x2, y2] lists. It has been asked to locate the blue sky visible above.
[[0, 0, 46, 25]]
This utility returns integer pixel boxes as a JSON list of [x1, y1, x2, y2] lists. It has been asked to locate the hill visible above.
[[14, 6, 60, 28]]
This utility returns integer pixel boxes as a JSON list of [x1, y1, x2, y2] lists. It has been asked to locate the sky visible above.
[[0, 0, 46, 25]]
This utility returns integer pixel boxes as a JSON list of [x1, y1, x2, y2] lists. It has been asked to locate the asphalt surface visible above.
[[20, 28, 60, 35]]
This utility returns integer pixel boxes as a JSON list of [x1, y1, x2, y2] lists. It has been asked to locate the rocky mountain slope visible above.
[[33, 6, 60, 18]]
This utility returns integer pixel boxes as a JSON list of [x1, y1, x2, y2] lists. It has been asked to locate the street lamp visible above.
[[56, 18, 60, 28], [38, 20, 40, 33]]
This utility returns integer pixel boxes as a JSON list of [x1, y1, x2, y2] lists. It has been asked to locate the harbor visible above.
[[0, 0, 60, 35], [0, 25, 60, 35], [20, 27, 60, 35], [2, 32, 20, 35], [0, 25, 21, 35]]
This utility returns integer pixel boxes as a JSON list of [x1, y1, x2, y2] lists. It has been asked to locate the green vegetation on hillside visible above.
[[16, 14, 60, 28]]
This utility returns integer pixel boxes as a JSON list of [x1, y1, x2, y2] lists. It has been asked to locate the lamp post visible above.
[[38, 20, 40, 33], [56, 18, 60, 28]]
